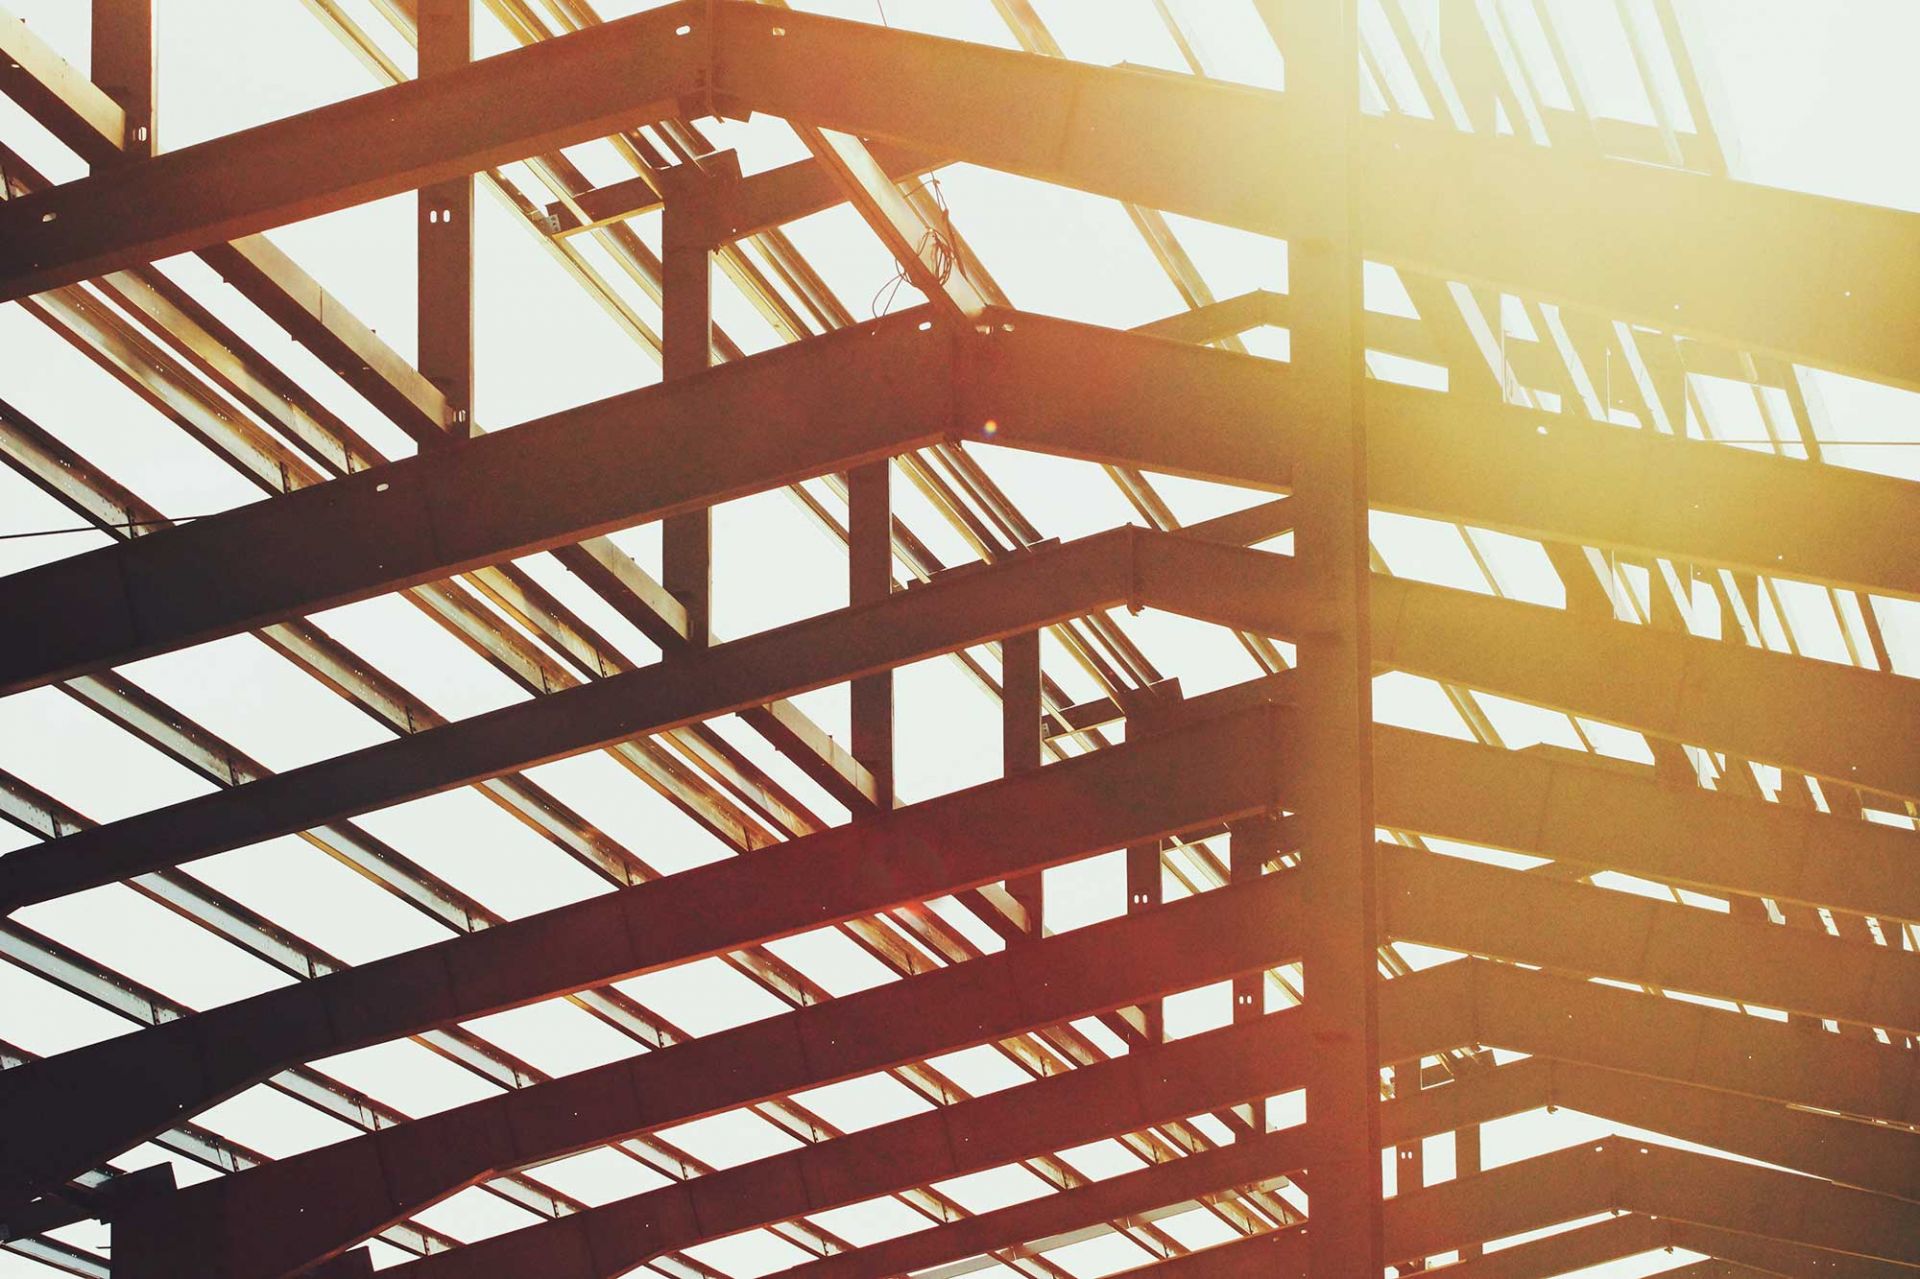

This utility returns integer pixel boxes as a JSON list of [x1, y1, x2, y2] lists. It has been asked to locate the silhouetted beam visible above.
[[7, 3, 1917, 383], [0, 307, 952, 697], [372, 1007, 1316, 1279], [769, 1054, 1908, 1279], [1381, 846, 1919, 1034], [113, 867, 1316, 1279], [715, 5, 1920, 389], [0, 703, 1284, 1218], [0, 528, 1147, 908], [119, 905, 1920, 1276], [969, 315, 1920, 599], [7, 312, 1913, 699], [0, 3, 704, 297], [12, 527, 1914, 910], [1373, 727, 1919, 925], [351, 1085, 1920, 1279]]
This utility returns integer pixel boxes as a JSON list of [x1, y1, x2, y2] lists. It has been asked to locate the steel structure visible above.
[[0, 2, 1914, 1278]]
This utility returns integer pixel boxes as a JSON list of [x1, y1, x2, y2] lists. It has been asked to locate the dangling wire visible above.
[[871, 175, 962, 317]]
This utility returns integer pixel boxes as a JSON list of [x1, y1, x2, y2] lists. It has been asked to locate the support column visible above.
[[91, 0, 152, 159], [849, 461, 894, 806], [1230, 814, 1275, 1130], [1391, 1062, 1425, 1269], [1456, 1121, 1482, 1260], [1264, 1, 1382, 1271], [416, 0, 473, 438], [660, 169, 714, 647], [1001, 628, 1043, 936]]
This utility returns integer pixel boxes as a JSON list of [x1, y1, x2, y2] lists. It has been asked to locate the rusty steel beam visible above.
[[11, 526, 1914, 909], [113, 866, 1312, 1278], [0, 703, 1287, 1216]]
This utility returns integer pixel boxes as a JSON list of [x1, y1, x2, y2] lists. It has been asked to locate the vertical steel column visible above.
[[1230, 814, 1275, 1129], [1001, 629, 1043, 936], [416, 0, 473, 437], [1391, 1062, 1424, 1265], [849, 461, 894, 806], [1266, 1, 1382, 1271], [1456, 1122, 1482, 1259], [661, 172, 714, 647], [90, 0, 152, 158]]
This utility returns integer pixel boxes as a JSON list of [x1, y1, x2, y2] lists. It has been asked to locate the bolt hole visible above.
[[40, 211, 56, 223], [675, 23, 692, 35], [376, 482, 391, 493]]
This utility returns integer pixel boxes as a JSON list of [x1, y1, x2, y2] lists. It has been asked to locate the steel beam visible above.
[[0, 1, 704, 296], [546, 141, 937, 243], [0, 702, 1287, 1214], [4, 6, 1915, 386], [0, 528, 1143, 907], [0, 306, 952, 696], [368, 1006, 1314, 1279], [1373, 726, 1919, 924], [713, 4, 1920, 389], [1266, 4, 1382, 1272], [114, 866, 1312, 1278], [1379, 845, 1919, 1034], [6, 312, 1913, 700], [10, 528, 1913, 908], [964, 315, 1919, 600]]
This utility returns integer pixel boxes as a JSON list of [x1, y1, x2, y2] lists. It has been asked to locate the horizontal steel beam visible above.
[[6, 312, 1913, 701], [770, 1055, 1910, 1279], [1380, 845, 1918, 1034], [10, 527, 1913, 910], [373, 1003, 1317, 1279], [0, 306, 951, 695], [714, 4, 1920, 389], [114, 866, 1316, 1278], [1373, 726, 1919, 924], [6, 5, 1913, 390], [966, 315, 1919, 599], [0, 703, 1286, 1218], [0, 2, 703, 294], [117, 839, 1918, 1276]]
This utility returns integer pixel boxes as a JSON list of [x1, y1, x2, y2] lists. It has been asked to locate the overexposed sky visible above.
[[0, 1, 1915, 1274]]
